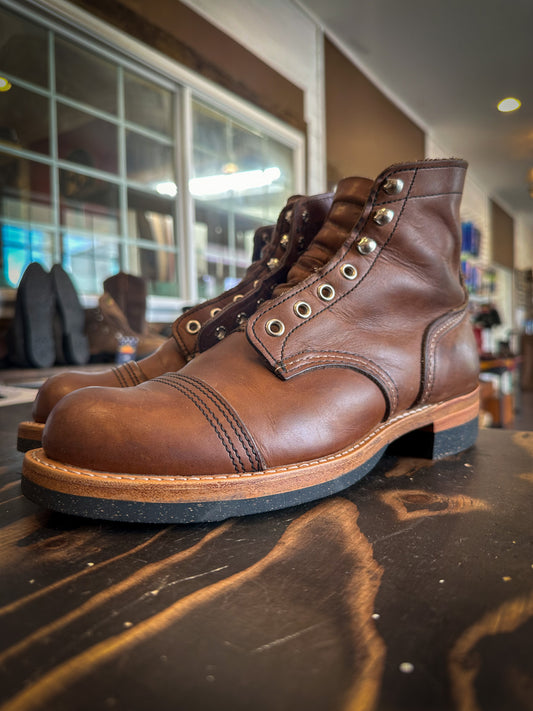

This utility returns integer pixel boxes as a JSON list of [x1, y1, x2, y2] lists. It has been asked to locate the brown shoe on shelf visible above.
[[22, 159, 480, 523], [103, 271, 148, 335], [84, 292, 166, 361], [16, 192, 334, 452]]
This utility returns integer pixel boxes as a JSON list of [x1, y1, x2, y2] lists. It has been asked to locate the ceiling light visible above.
[[497, 97, 521, 113], [155, 181, 178, 197], [189, 167, 281, 197], [0, 76, 12, 92]]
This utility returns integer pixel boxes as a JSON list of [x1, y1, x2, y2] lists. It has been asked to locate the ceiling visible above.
[[298, 0, 533, 223]]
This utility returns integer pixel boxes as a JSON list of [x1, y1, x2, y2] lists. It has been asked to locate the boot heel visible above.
[[388, 416, 478, 460]]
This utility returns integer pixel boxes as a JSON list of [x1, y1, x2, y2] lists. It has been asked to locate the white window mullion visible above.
[[176, 86, 197, 305], [116, 64, 129, 274], [48, 26, 61, 264]]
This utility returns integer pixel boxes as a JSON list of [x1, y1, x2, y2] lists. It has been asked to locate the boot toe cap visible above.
[[41, 381, 255, 477]]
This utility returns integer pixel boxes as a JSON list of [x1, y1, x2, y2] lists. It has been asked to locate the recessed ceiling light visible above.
[[0, 76, 12, 92], [497, 97, 521, 113]]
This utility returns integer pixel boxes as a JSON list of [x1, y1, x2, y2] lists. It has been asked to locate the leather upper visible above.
[[42, 159, 480, 478]]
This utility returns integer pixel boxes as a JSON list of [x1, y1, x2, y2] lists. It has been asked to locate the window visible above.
[[191, 100, 295, 298], [0, 2, 303, 315]]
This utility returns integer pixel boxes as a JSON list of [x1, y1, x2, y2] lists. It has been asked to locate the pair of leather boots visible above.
[[20, 159, 480, 524]]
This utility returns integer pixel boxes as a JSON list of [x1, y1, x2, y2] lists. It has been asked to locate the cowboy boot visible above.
[[103, 271, 147, 335], [22, 159, 480, 524], [16, 192, 333, 451]]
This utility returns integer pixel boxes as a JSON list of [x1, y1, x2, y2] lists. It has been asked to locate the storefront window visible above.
[[0, 3, 302, 313]]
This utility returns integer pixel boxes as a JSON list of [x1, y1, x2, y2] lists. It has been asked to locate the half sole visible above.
[[17, 421, 45, 453]]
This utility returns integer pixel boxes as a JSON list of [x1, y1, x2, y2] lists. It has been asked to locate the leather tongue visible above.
[[273, 177, 373, 296]]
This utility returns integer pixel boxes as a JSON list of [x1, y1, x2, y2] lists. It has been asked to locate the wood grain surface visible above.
[[1, 402, 532, 711]]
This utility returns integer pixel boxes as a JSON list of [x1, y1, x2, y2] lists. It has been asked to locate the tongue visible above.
[[273, 177, 373, 296]]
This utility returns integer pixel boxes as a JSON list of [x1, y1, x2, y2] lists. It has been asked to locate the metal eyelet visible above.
[[317, 283, 336, 301], [233, 294, 243, 302], [357, 237, 377, 255], [185, 319, 201, 334], [294, 301, 312, 319], [340, 264, 358, 280], [382, 178, 404, 195], [210, 307, 221, 318], [373, 207, 394, 225], [215, 326, 227, 340], [280, 234, 289, 248], [267, 258, 279, 270], [236, 312, 248, 326], [265, 319, 285, 337]]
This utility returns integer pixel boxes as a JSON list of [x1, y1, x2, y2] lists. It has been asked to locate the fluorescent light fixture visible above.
[[497, 97, 521, 112], [189, 167, 281, 197], [155, 181, 178, 197]]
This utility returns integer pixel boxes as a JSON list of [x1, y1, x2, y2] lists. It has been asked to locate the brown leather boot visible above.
[[16, 192, 333, 451], [103, 271, 147, 335], [84, 293, 166, 360], [22, 159, 480, 523]]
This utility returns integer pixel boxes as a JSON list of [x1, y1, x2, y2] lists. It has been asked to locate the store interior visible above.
[[1, 3, 533, 710], [1, 0, 532, 429]]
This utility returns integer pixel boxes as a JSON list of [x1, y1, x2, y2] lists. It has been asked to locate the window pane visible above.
[[62, 233, 120, 294], [126, 188, 179, 297], [55, 37, 117, 114], [124, 71, 173, 137], [57, 103, 118, 174], [126, 131, 175, 190], [191, 99, 296, 298], [59, 170, 119, 235], [0, 157, 52, 223], [232, 124, 264, 171], [0, 83, 49, 154], [192, 103, 227, 170], [194, 203, 230, 299], [0, 6, 48, 87], [0, 226, 54, 288]]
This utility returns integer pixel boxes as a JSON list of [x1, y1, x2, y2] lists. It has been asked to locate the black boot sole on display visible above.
[[51, 264, 90, 366], [10, 262, 56, 369]]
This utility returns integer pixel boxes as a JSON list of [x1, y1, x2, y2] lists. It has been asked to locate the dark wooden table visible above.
[[1, 401, 532, 711]]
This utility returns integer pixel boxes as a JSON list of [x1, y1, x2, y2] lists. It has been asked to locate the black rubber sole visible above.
[[21, 447, 388, 524], [51, 264, 89, 366], [20, 417, 479, 523], [17, 436, 42, 453], [10, 263, 56, 368]]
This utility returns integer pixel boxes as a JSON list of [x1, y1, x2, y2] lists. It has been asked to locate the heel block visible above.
[[388, 416, 478, 460]]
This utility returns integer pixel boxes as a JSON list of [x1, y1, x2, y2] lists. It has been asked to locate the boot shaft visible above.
[[247, 159, 478, 413], [103, 271, 147, 334]]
